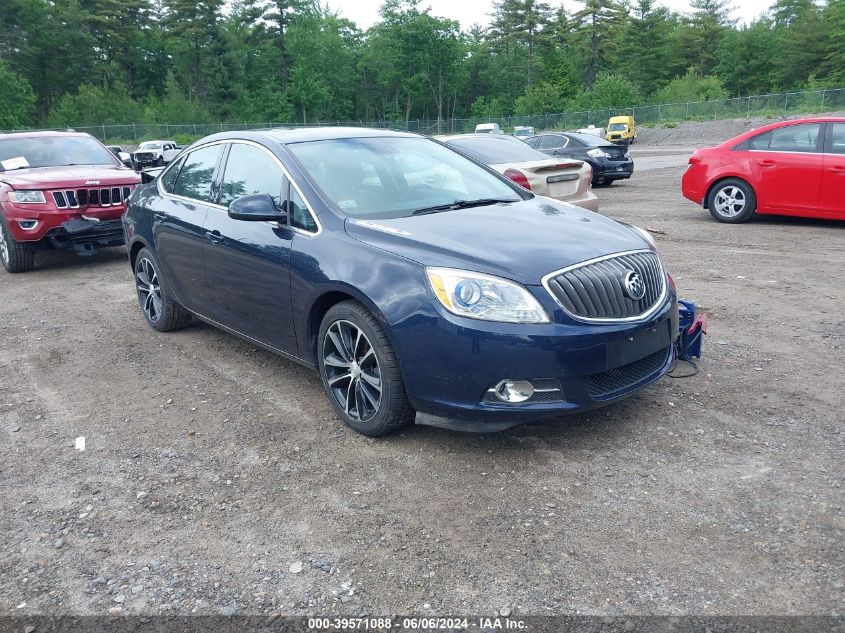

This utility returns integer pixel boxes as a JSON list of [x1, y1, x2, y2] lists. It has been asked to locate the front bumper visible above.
[[45, 218, 125, 251], [132, 154, 158, 168], [3, 204, 125, 243], [391, 293, 679, 424]]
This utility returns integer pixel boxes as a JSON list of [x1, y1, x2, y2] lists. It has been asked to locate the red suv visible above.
[[0, 131, 142, 273], [682, 117, 845, 223]]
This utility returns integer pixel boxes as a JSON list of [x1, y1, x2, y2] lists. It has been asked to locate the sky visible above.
[[326, 0, 774, 30]]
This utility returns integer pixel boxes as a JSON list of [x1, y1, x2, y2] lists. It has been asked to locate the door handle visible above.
[[756, 160, 776, 167], [205, 230, 221, 245], [153, 212, 167, 223], [828, 165, 845, 173]]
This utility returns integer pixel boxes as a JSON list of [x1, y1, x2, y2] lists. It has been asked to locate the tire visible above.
[[154, 156, 164, 167], [317, 300, 414, 436], [707, 178, 756, 223], [594, 179, 613, 187], [0, 213, 36, 273], [133, 247, 192, 332]]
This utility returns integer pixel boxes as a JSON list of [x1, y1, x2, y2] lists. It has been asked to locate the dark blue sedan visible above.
[[123, 128, 678, 436]]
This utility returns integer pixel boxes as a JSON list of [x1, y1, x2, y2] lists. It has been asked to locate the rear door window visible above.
[[171, 144, 223, 203], [828, 123, 845, 155], [539, 135, 566, 150], [768, 124, 821, 153]]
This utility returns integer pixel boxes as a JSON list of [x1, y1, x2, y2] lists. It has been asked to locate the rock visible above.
[[220, 606, 237, 616], [501, 606, 512, 617], [12, 426, 21, 432], [136, 492, 148, 500], [113, 594, 125, 604], [289, 561, 304, 574], [53, 538, 64, 549], [24, 626, 35, 633]]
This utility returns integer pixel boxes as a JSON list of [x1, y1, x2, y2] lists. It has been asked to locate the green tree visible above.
[[676, 0, 732, 76], [46, 82, 144, 126], [653, 69, 728, 103], [821, 0, 844, 83], [572, 0, 626, 88], [715, 21, 776, 95], [513, 81, 566, 114], [0, 60, 37, 129], [617, 0, 676, 94]]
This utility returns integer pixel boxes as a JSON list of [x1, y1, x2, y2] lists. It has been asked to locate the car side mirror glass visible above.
[[228, 193, 287, 223]]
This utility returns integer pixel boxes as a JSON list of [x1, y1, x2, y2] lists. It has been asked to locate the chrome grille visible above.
[[52, 186, 133, 209], [583, 347, 670, 399], [543, 250, 665, 321]]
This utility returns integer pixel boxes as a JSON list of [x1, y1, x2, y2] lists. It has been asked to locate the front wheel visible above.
[[134, 248, 192, 331], [318, 301, 414, 436], [154, 156, 164, 167], [707, 178, 756, 223], [0, 213, 35, 273]]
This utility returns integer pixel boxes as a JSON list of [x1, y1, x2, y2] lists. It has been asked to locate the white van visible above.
[[475, 123, 503, 134]]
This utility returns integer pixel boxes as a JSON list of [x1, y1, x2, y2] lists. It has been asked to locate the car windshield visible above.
[[0, 135, 116, 170], [140, 142, 162, 150], [608, 123, 628, 131], [446, 136, 550, 164], [287, 136, 524, 219]]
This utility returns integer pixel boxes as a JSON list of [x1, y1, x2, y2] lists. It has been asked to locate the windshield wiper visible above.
[[411, 198, 517, 215]]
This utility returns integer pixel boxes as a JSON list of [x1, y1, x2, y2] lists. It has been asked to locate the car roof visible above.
[[263, 127, 419, 144], [0, 130, 93, 139], [722, 116, 845, 145], [439, 133, 522, 143]]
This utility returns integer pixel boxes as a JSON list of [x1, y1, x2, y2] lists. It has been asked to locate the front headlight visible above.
[[426, 267, 550, 324], [586, 148, 611, 159], [9, 190, 46, 204]]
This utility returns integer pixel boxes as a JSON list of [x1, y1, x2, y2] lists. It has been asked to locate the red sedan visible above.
[[682, 117, 845, 223]]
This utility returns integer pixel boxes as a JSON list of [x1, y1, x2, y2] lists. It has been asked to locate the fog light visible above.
[[18, 220, 38, 230], [493, 379, 534, 403]]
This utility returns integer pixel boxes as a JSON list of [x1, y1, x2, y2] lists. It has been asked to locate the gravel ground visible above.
[[0, 164, 843, 619]]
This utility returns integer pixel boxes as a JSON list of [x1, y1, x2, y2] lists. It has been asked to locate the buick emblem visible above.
[[623, 270, 646, 300]]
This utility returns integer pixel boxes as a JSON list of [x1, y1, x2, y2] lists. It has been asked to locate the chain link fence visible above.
[[6, 87, 844, 145]]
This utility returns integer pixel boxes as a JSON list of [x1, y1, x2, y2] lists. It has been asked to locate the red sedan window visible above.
[[829, 123, 845, 154], [769, 124, 821, 153]]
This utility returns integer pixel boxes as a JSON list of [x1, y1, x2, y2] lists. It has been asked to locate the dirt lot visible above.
[[1, 163, 843, 619]]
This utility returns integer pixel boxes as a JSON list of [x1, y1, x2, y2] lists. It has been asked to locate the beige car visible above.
[[441, 134, 598, 211]]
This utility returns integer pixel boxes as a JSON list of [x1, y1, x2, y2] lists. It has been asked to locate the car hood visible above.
[[0, 165, 140, 189], [344, 197, 649, 284]]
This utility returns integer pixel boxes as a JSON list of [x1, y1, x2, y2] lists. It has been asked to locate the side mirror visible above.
[[140, 168, 162, 183], [228, 193, 287, 223]]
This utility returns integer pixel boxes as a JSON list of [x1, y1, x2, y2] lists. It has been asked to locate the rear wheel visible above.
[[134, 248, 192, 331], [318, 301, 414, 436], [707, 178, 756, 223], [0, 213, 36, 273]]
